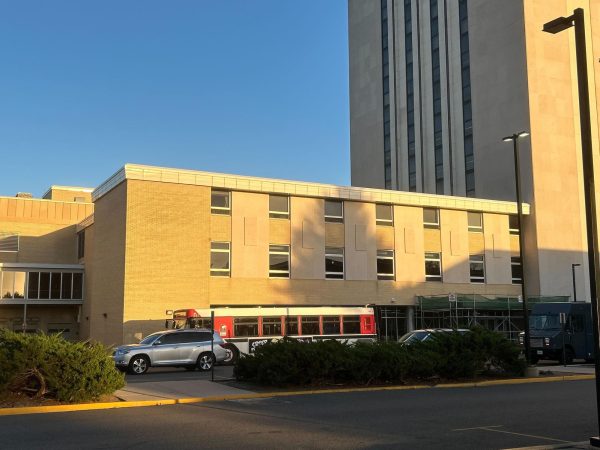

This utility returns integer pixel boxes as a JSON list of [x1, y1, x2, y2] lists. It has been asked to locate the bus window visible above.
[[323, 316, 341, 335], [301, 317, 320, 335], [343, 316, 361, 334], [285, 316, 299, 335], [189, 318, 211, 329], [262, 317, 282, 336], [234, 318, 258, 337]]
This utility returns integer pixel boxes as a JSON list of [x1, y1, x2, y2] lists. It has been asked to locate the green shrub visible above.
[[0, 329, 125, 403], [234, 328, 525, 387]]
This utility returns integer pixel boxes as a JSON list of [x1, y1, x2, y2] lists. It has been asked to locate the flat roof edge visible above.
[[92, 163, 530, 215]]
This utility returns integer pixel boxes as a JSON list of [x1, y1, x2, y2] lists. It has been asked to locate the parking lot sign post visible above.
[[211, 310, 215, 382]]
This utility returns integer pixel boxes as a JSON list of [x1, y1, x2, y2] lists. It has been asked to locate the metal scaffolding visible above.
[[415, 294, 569, 341]]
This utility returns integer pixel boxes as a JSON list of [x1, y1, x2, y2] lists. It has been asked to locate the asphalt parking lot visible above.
[[0, 379, 595, 449], [124, 364, 235, 384]]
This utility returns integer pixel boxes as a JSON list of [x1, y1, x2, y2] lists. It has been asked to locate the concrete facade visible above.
[[348, 0, 600, 300]]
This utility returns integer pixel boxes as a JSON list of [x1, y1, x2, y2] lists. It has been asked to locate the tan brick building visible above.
[[0, 188, 93, 340], [0, 163, 529, 345], [82, 164, 527, 344]]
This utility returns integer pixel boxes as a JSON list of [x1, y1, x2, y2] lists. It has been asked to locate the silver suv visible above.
[[113, 329, 228, 375]]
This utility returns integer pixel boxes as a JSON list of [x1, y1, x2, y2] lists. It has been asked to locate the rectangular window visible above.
[[210, 242, 231, 277], [343, 315, 361, 334], [269, 195, 289, 219], [0, 233, 19, 252], [324, 200, 344, 223], [39, 272, 50, 299], [269, 245, 290, 278], [61, 273, 72, 299], [423, 208, 440, 229], [322, 316, 341, 335], [0, 271, 25, 299], [377, 250, 395, 280], [77, 231, 85, 259], [376, 204, 394, 226], [325, 247, 344, 279], [1, 271, 14, 298], [511, 256, 522, 284], [211, 190, 231, 215], [509, 215, 520, 235], [262, 317, 282, 336], [285, 316, 299, 335], [301, 316, 320, 335], [469, 254, 485, 283], [425, 252, 442, 281], [468, 212, 483, 232], [28, 272, 39, 299], [72, 273, 83, 299], [233, 317, 258, 337], [50, 273, 61, 299]]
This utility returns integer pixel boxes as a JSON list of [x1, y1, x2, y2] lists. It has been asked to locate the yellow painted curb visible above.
[[0, 374, 593, 417]]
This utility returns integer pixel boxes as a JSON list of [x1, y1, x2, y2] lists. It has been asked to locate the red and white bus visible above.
[[166, 306, 377, 361]]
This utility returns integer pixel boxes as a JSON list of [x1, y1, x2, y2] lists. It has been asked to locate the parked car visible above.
[[113, 329, 228, 374], [398, 328, 470, 345]]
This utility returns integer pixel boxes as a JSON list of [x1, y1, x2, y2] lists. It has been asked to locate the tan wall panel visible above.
[[291, 197, 325, 279], [484, 214, 512, 285], [208, 278, 521, 308], [0, 222, 78, 264], [376, 226, 395, 249], [0, 196, 92, 225], [345, 202, 377, 280], [510, 235, 520, 256], [231, 192, 269, 279], [424, 229, 442, 252], [210, 214, 231, 242], [269, 219, 291, 245], [44, 188, 92, 203], [394, 206, 425, 282], [468, 232, 485, 254], [88, 182, 127, 345], [440, 210, 469, 283], [325, 222, 345, 247]]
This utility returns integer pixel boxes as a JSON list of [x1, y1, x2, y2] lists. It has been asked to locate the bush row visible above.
[[234, 327, 525, 387], [0, 329, 125, 403]]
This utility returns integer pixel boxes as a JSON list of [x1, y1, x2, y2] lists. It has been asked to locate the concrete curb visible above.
[[0, 374, 594, 417]]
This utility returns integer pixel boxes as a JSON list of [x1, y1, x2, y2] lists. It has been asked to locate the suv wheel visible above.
[[197, 352, 215, 371], [128, 355, 150, 375], [221, 343, 240, 365]]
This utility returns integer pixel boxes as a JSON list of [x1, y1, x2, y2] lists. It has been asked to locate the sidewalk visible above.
[[116, 379, 254, 401], [540, 364, 595, 375]]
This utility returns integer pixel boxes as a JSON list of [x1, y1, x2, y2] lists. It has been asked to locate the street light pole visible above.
[[572, 263, 581, 302], [544, 8, 600, 447], [502, 131, 531, 366]]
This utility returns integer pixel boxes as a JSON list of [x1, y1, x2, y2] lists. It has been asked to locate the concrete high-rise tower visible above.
[[349, 0, 600, 298]]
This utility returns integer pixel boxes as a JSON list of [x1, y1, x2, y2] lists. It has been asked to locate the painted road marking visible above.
[[453, 425, 571, 444]]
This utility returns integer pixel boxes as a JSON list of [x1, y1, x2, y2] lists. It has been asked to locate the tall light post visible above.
[[544, 8, 600, 447], [572, 263, 581, 302], [502, 131, 531, 365]]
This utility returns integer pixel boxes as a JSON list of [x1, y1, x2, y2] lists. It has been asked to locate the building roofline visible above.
[[0, 194, 93, 206], [93, 163, 529, 215], [42, 185, 94, 199]]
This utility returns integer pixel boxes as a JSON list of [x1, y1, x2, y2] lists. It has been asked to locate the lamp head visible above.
[[543, 16, 574, 34]]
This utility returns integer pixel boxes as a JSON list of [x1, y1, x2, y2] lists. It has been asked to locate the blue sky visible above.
[[0, 1, 350, 196]]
